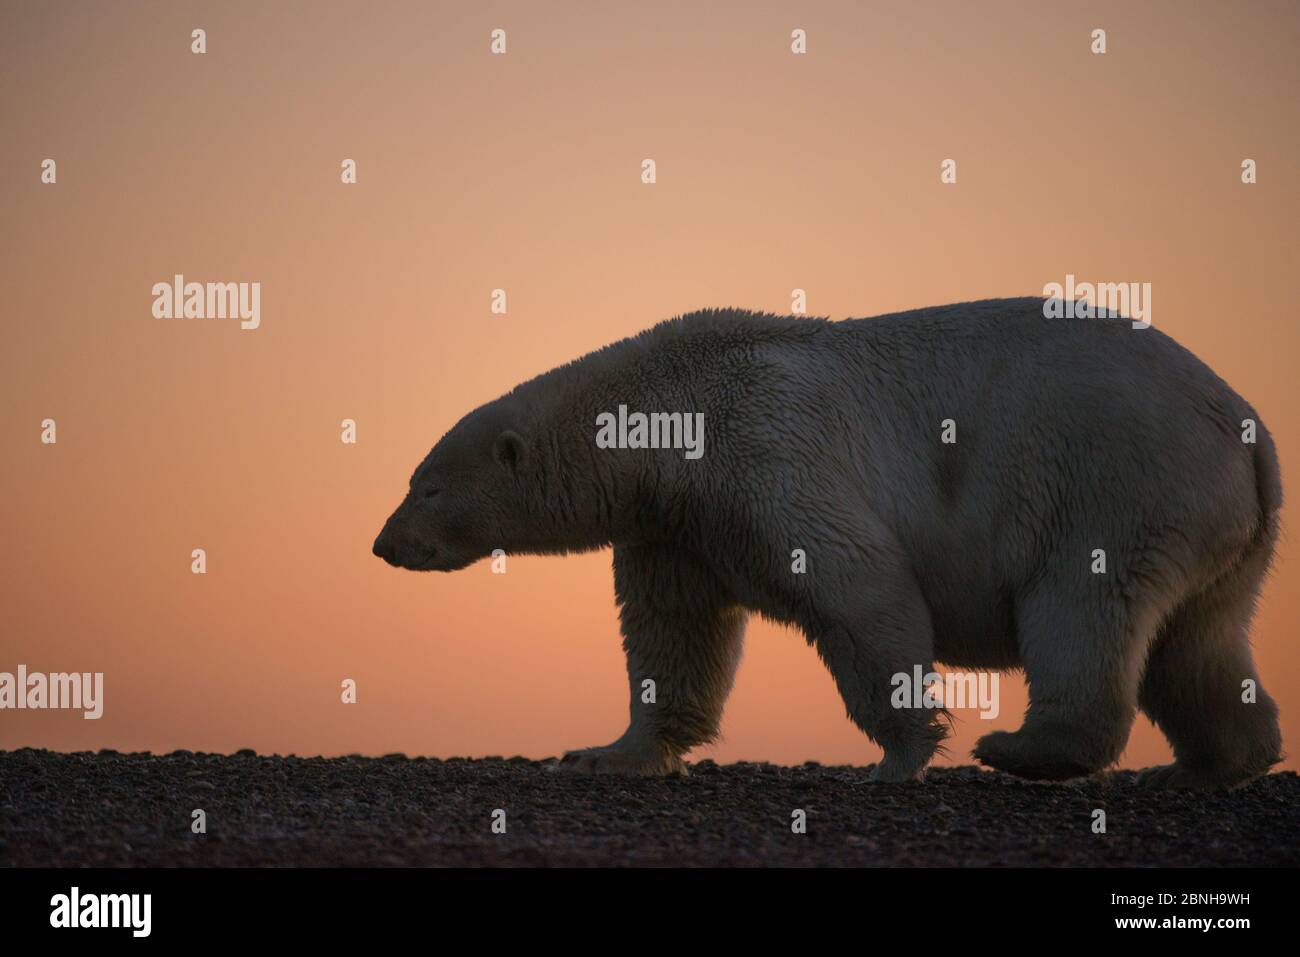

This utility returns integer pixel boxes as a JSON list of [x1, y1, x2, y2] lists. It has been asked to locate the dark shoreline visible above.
[[1, 749, 1295, 867]]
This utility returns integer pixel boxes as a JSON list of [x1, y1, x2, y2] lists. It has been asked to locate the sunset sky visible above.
[[2, 0, 1297, 771]]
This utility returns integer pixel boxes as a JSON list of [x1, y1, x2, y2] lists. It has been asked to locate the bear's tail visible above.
[[1251, 416, 1283, 550]]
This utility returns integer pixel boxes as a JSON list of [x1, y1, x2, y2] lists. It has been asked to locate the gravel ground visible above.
[[1, 748, 1295, 867]]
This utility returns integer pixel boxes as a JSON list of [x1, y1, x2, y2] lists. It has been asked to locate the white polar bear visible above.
[[374, 298, 1283, 789]]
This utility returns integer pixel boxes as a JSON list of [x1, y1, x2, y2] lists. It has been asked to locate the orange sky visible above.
[[2, 0, 1297, 771]]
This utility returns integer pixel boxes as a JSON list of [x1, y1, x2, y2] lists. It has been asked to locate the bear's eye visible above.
[[423, 488, 440, 500]]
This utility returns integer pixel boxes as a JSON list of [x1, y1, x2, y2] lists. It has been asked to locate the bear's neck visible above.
[[530, 384, 697, 551]]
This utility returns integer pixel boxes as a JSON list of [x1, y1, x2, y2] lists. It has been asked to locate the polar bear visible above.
[[373, 298, 1283, 788]]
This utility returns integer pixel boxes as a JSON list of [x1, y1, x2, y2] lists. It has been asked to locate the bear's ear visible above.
[[492, 430, 526, 475]]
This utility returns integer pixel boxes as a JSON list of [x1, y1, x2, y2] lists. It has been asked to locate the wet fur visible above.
[[374, 298, 1283, 788]]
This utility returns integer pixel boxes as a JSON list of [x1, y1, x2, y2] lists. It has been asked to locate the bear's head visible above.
[[372, 400, 532, 572]]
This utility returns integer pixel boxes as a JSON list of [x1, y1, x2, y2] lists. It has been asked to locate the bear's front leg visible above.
[[807, 559, 948, 783], [558, 543, 746, 776]]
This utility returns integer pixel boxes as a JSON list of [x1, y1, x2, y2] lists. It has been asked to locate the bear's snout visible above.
[[372, 530, 400, 566], [372, 511, 432, 569]]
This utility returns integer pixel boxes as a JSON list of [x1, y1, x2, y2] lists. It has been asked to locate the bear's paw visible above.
[[553, 745, 687, 777]]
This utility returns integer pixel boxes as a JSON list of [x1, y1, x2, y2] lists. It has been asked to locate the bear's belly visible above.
[[929, 593, 1022, 670]]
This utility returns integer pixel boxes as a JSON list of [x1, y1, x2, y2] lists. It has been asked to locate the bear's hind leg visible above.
[[974, 573, 1160, 781], [1137, 535, 1282, 789], [557, 543, 746, 776]]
